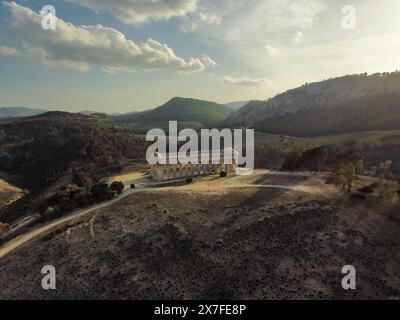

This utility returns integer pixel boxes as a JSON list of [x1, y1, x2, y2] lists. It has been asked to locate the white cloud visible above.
[[177, 0, 324, 74], [68, 0, 198, 24], [294, 30, 304, 43], [180, 10, 222, 32], [265, 44, 279, 55], [0, 44, 18, 57], [186, 0, 323, 41], [201, 54, 217, 67], [1, 1, 208, 74], [224, 76, 271, 86]]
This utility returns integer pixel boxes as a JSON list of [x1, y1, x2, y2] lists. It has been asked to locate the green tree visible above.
[[91, 183, 111, 202], [110, 181, 125, 194], [72, 171, 93, 193], [337, 163, 356, 193]]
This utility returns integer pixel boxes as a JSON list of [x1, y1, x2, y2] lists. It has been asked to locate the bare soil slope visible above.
[[0, 179, 22, 209]]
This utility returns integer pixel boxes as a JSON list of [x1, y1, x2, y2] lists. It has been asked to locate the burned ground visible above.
[[0, 173, 399, 299]]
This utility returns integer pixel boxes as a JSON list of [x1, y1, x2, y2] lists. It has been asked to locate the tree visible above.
[[376, 160, 392, 179], [281, 152, 303, 171], [110, 181, 125, 195], [91, 183, 112, 202], [0, 129, 6, 143], [336, 163, 356, 193], [302, 146, 328, 172], [328, 148, 364, 172], [72, 171, 93, 193]]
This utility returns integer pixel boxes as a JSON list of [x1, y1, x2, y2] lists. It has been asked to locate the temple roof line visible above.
[[155, 147, 239, 160]]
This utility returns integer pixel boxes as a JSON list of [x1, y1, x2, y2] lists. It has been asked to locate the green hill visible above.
[[114, 97, 234, 129]]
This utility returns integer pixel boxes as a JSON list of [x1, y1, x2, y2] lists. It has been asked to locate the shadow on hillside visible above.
[[238, 172, 310, 208]]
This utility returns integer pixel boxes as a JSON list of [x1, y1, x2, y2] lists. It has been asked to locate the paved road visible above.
[[0, 188, 151, 259]]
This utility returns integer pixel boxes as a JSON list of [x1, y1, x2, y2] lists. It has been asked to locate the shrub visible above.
[[220, 171, 227, 178], [358, 186, 374, 194], [72, 171, 93, 193], [185, 177, 193, 184], [376, 160, 393, 179], [91, 183, 111, 202], [74, 192, 93, 208], [63, 183, 80, 193], [46, 191, 71, 211], [110, 181, 125, 194], [370, 182, 379, 189], [325, 175, 336, 184], [281, 152, 302, 171], [0, 222, 9, 237], [350, 192, 367, 200], [381, 187, 399, 206]]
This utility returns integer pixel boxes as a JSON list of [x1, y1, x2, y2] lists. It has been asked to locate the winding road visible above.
[[0, 187, 150, 259], [0, 170, 319, 259]]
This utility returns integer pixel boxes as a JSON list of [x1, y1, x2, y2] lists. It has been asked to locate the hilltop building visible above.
[[150, 148, 238, 181]]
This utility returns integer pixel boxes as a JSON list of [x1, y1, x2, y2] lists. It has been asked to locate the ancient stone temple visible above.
[[149, 148, 238, 181]]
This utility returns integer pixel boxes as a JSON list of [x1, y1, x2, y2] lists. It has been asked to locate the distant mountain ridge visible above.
[[224, 101, 249, 110], [224, 72, 400, 136], [114, 97, 234, 129], [79, 110, 122, 116], [0, 107, 47, 118]]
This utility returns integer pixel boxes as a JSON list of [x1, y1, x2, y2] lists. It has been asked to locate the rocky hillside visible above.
[[224, 72, 400, 136]]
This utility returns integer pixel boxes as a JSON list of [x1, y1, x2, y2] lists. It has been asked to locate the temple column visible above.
[[186, 165, 190, 177], [181, 165, 185, 178]]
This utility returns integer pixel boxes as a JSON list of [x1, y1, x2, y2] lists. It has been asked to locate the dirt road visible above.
[[0, 188, 149, 259], [0, 170, 321, 259]]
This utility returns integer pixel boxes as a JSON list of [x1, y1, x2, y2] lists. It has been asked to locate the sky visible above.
[[1, 0, 400, 113]]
